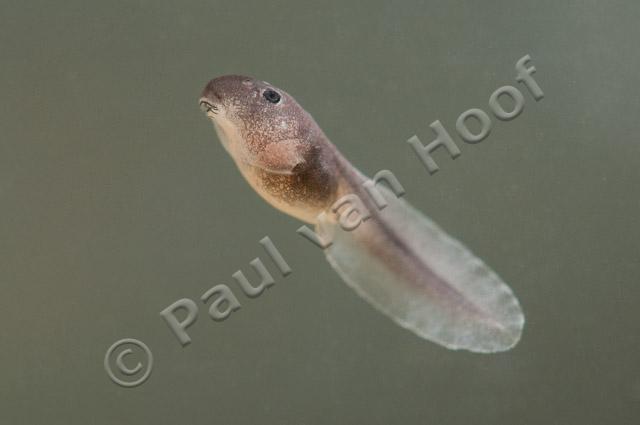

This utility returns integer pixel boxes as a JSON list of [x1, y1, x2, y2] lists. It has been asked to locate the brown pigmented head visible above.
[[199, 75, 339, 221], [199, 75, 321, 173]]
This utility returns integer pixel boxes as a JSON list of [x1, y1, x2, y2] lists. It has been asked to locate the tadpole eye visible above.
[[263, 89, 281, 104]]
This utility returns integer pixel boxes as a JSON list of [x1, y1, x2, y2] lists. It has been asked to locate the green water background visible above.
[[1, 1, 639, 423]]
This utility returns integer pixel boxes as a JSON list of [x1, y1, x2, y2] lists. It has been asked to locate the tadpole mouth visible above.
[[199, 99, 219, 115]]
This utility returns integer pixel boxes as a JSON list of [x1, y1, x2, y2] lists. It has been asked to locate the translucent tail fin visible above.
[[319, 188, 524, 353]]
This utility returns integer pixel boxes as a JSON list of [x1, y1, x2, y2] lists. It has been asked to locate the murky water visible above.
[[1, 1, 639, 423]]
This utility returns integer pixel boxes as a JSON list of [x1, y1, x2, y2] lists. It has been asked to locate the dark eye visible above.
[[263, 89, 281, 104]]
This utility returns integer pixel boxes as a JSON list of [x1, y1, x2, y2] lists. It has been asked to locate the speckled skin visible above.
[[199, 75, 348, 223], [198, 75, 525, 352]]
